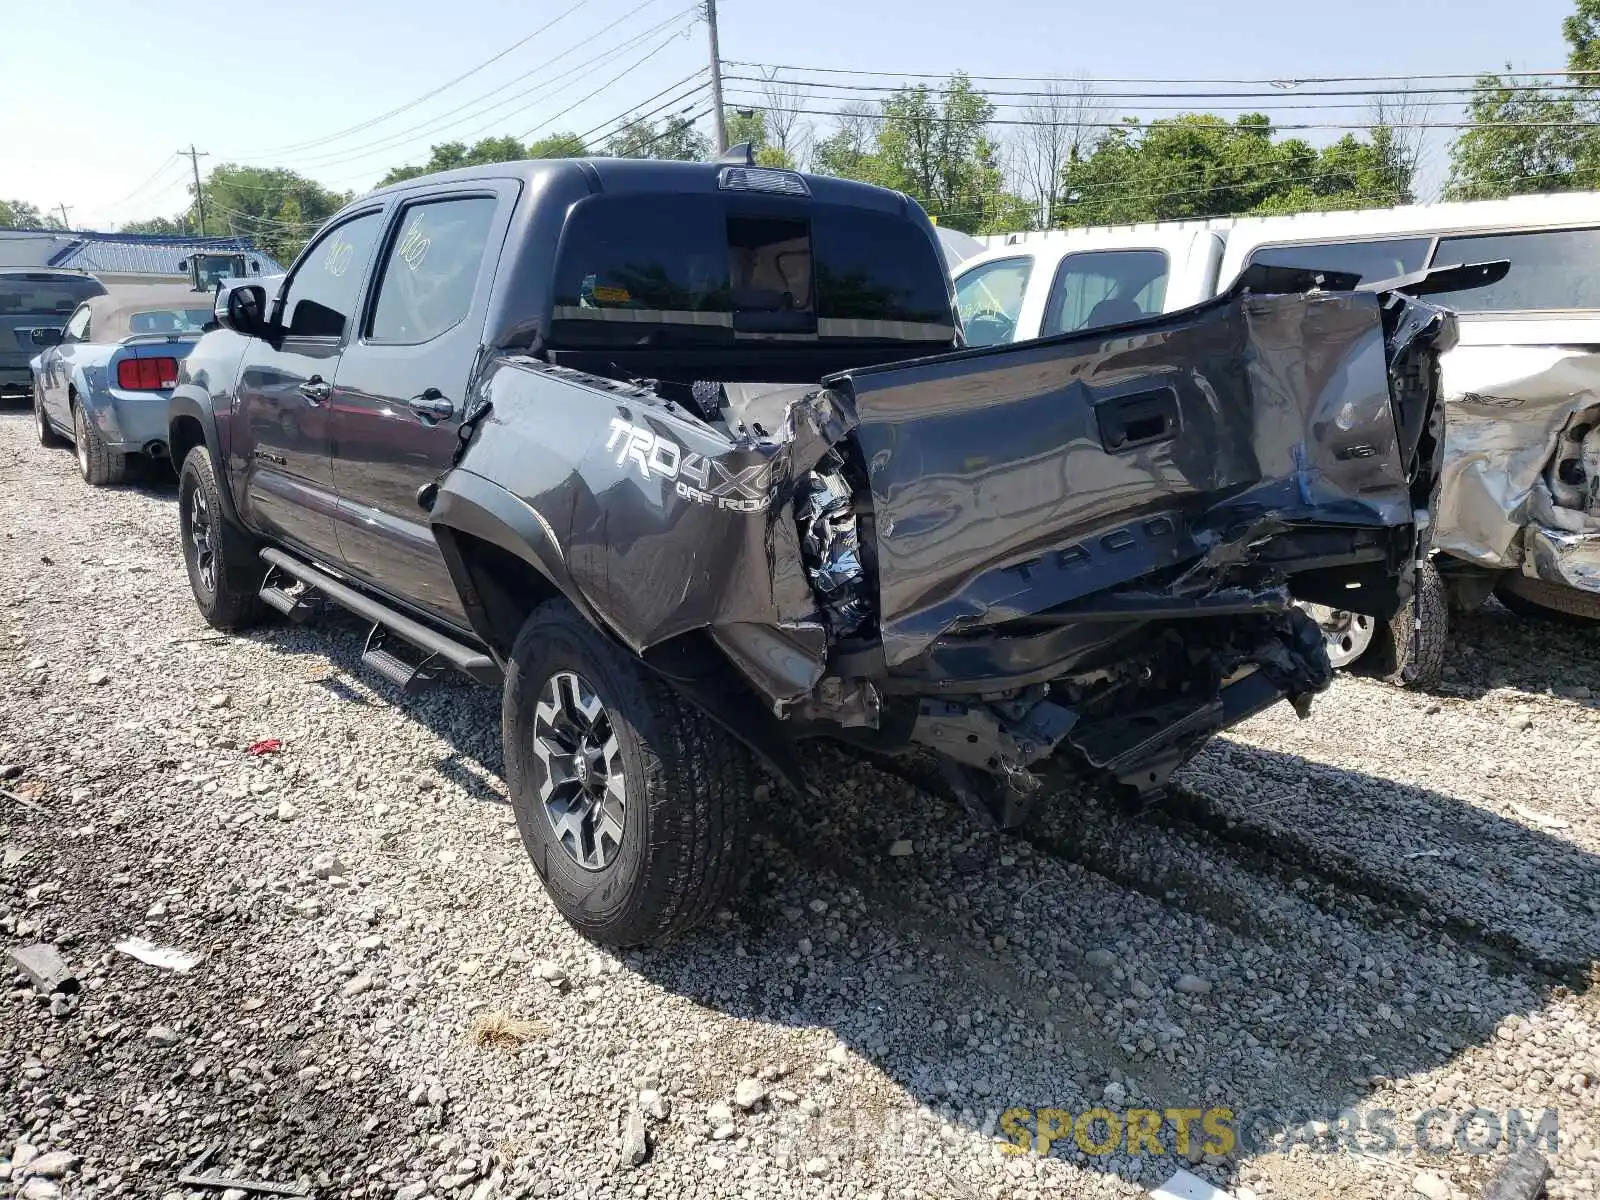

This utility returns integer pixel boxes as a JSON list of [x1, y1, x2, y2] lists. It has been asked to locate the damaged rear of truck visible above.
[[427, 163, 1455, 874]]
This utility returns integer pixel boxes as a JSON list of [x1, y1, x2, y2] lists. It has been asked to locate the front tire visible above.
[[72, 399, 126, 486], [178, 446, 265, 631], [1367, 558, 1448, 690], [34, 379, 65, 448], [502, 601, 752, 947]]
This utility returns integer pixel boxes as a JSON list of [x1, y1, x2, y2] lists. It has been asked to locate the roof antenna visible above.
[[719, 142, 755, 166]]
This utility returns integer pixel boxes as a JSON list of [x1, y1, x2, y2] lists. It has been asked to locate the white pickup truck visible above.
[[955, 191, 1600, 687]]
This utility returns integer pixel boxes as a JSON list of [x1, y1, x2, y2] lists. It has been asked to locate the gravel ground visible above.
[[0, 406, 1596, 1200]]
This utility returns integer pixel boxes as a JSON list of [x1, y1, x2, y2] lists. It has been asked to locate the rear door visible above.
[[329, 187, 510, 625], [234, 208, 385, 565]]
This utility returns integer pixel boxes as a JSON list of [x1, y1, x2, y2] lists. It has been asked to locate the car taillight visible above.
[[116, 356, 180, 391]]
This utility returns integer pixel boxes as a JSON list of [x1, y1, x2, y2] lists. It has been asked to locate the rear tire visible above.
[[1494, 574, 1600, 625], [1367, 558, 1448, 689], [178, 446, 265, 631], [34, 379, 64, 448], [72, 399, 126, 486], [503, 600, 752, 947]]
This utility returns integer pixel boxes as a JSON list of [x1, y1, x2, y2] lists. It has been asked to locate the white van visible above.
[[956, 193, 1600, 686]]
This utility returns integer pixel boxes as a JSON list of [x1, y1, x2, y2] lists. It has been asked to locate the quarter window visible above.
[[954, 257, 1032, 346], [63, 305, 92, 343], [1042, 249, 1169, 336], [279, 211, 383, 339], [369, 197, 498, 344], [1429, 227, 1600, 311], [1244, 238, 1431, 288]]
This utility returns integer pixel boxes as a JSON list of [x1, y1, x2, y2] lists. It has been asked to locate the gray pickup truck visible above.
[[167, 155, 1456, 946]]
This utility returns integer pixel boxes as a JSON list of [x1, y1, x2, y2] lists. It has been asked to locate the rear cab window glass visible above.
[[953, 257, 1032, 346], [369, 196, 498, 344], [549, 196, 956, 349], [1429, 227, 1600, 311], [280, 212, 383, 339], [1243, 238, 1431, 287], [1042, 249, 1170, 336]]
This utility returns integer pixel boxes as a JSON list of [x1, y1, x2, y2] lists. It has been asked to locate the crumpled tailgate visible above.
[[824, 290, 1449, 667]]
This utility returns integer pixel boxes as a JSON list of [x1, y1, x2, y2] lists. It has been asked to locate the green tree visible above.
[[527, 132, 586, 158], [200, 164, 350, 261], [603, 115, 710, 161], [1056, 113, 1411, 227], [724, 109, 798, 168], [119, 216, 185, 235], [378, 135, 537, 187], [0, 199, 57, 229], [1446, 1, 1600, 199]]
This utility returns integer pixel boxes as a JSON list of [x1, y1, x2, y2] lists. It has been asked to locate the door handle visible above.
[[298, 376, 332, 405], [408, 388, 456, 423]]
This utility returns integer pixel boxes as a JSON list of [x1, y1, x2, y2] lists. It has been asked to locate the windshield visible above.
[[194, 256, 247, 289], [0, 275, 105, 317], [128, 308, 215, 335], [550, 195, 956, 349]]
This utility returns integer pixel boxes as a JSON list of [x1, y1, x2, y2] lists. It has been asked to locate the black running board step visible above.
[[259, 564, 322, 624], [362, 623, 446, 697], [258, 548, 501, 688]]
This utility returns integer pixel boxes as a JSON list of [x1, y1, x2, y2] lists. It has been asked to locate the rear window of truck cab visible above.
[[549, 195, 957, 348]]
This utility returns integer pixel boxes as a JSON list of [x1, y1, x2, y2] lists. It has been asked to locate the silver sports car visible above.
[[29, 285, 216, 485]]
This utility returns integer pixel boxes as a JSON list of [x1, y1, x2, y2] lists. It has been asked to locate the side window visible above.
[[62, 305, 92, 343], [368, 196, 498, 344], [954, 257, 1032, 346], [1429, 227, 1600, 312], [1042, 249, 1170, 336], [1244, 237, 1431, 287], [279, 211, 383, 339]]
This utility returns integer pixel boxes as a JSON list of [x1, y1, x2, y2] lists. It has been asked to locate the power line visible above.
[[721, 89, 1469, 115], [732, 104, 1600, 132], [575, 71, 711, 144], [520, 25, 700, 140], [281, 6, 700, 171], [726, 60, 1600, 85], [242, 0, 597, 156], [721, 74, 1600, 102], [105, 154, 182, 209]]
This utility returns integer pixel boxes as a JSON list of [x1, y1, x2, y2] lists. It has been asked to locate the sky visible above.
[[0, 0, 1582, 231]]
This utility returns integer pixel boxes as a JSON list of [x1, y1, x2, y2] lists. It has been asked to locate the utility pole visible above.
[[55, 203, 72, 230], [702, 0, 727, 154], [177, 145, 210, 236]]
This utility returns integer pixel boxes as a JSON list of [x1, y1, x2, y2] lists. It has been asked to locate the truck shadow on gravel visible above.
[[236, 608, 1596, 1194], [634, 744, 1597, 1194]]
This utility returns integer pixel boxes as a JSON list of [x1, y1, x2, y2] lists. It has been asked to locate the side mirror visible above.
[[177, 258, 189, 272], [30, 327, 63, 346], [216, 283, 268, 338]]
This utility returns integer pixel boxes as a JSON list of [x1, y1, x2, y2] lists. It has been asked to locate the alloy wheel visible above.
[[186, 485, 217, 595], [532, 670, 626, 871]]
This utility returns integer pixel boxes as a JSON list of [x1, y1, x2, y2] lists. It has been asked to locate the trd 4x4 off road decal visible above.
[[605, 418, 773, 513]]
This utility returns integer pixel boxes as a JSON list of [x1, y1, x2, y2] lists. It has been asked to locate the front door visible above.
[[235, 209, 384, 565], [330, 192, 506, 626]]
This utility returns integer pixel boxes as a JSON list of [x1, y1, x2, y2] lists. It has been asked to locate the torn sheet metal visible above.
[[826, 291, 1431, 668], [1435, 344, 1600, 590]]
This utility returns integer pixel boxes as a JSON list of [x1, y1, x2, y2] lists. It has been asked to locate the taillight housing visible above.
[[116, 356, 179, 391]]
